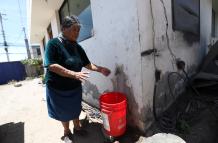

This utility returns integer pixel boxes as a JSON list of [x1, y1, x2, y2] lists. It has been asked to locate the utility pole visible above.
[[17, 0, 31, 59], [0, 12, 9, 62], [23, 27, 31, 59]]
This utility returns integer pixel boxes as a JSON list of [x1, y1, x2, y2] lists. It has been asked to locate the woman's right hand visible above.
[[72, 71, 90, 82]]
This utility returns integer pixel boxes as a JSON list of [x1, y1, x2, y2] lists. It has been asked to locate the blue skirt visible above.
[[46, 85, 82, 122]]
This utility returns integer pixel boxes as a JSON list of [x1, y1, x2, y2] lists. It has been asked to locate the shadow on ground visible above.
[[0, 122, 24, 143], [150, 87, 218, 143], [73, 122, 140, 143]]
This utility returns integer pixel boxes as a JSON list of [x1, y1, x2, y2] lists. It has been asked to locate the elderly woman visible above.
[[44, 15, 111, 141]]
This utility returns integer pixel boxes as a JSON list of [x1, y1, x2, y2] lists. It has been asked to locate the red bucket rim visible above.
[[100, 92, 126, 106]]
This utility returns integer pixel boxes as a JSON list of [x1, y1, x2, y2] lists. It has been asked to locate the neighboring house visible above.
[[27, 0, 218, 132], [30, 44, 41, 58]]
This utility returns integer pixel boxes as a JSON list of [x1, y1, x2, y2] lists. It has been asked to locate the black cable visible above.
[[153, 71, 187, 132], [153, 83, 158, 122], [154, 69, 218, 132], [182, 69, 218, 119], [160, 0, 177, 62]]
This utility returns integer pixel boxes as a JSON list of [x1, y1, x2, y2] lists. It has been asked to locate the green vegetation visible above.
[[21, 58, 44, 77], [21, 58, 43, 66]]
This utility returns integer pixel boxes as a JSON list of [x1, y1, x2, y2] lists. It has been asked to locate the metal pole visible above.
[[0, 12, 9, 62], [23, 27, 31, 59]]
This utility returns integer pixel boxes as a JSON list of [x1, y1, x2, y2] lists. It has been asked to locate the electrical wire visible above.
[[153, 71, 187, 132], [160, 0, 177, 62], [154, 69, 218, 132], [17, 0, 24, 28], [151, 0, 218, 134], [0, 53, 28, 55], [181, 69, 218, 119]]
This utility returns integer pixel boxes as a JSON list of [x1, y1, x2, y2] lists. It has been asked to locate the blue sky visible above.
[[0, 0, 27, 62]]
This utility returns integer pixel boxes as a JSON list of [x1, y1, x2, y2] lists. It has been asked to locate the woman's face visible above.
[[63, 24, 80, 42]]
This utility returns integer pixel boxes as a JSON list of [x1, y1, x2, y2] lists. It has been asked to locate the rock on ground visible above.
[[138, 133, 186, 143]]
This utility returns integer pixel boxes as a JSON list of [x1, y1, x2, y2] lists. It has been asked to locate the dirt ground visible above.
[[0, 79, 65, 143], [0, 79, 140, 143], [2, 78, 208, 143]]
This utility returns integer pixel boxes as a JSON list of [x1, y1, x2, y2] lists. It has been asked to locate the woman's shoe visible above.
[[61, 131, 74, 142]]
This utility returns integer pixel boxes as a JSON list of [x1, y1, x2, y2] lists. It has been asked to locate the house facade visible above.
[[28, 0, 218, 132], [30, 44, 41, 58]]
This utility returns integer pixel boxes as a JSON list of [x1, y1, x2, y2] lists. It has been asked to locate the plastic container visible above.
[[100, 92, 127, 137]]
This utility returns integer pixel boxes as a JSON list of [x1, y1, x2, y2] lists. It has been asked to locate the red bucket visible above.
[[100, 92, 127, 137]]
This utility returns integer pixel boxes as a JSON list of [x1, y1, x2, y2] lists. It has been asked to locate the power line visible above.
[[0, 52, 36, 55], [0, 42, 25, 47], [0, 53, 27, 54], [17, 0, 24, 27]]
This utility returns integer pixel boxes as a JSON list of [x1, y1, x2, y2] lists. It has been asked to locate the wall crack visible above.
[[150, 0, 157, 70], [160, 0, 177, 67]]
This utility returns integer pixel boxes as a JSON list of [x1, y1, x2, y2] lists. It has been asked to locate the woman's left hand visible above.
[[100, 67, 111, 76]]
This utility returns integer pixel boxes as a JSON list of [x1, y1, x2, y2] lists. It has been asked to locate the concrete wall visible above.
[[80, 0, 144, 131], [51, 11, 61, 38], [40, 11, 60, 73], [31, 45, 41, 58], [34, 0, 213, 133], [39, 42, 45, 60], [136, 0, 210, 132], [136, 0, 156, 131]]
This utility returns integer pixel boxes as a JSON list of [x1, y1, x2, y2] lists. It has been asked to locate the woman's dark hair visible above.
[[61, 15, 81, 31]]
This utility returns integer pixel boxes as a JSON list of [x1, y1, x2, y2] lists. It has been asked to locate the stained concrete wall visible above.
[[136, 0, 211, 132], [35, 0, 213, 133], [80, 0, 144, 131], [136, 0, 156, 131]]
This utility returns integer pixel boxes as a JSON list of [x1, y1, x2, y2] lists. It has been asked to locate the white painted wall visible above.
[[136, 0, 203, 132], [40, 9, 60, 77], [136, 0, 156, 131], [79, 0, 144, 130], [135, 0, 211, 132], [51, 11, 61, 38], [39, 41, 45, 60], [32, 0, 213, 133], [151, 0, 201, 73]]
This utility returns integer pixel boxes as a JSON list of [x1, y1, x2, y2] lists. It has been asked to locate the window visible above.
[[59, 0, 93, 42], [36, 48, 41, 56], [172, 0, 200, 36]]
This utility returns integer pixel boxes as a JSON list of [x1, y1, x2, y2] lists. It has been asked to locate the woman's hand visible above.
[[85, 63, 111, 76], [72, 71, 90, 82], [99, 67, 111, 76]]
